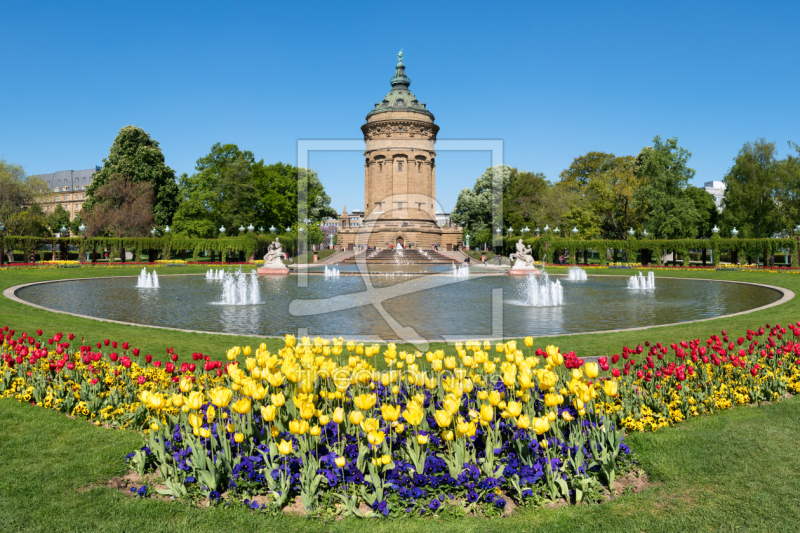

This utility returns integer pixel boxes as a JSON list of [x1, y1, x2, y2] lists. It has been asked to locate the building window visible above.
[[398, 162, 402, 171], [398, 202, 403, 209], [54, 187, 59, 192]]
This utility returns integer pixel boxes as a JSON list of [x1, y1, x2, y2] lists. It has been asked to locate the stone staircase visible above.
[[339, 248, 457, 265]]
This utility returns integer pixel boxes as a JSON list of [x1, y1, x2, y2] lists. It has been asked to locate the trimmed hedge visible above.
[[501, 236, 798, 267]]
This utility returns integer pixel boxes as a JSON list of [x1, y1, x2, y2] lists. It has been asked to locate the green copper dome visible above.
[[367, 51, 434, 119]]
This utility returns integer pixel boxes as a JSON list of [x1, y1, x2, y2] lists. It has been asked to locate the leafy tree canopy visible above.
[[633, 136, 700, 239], [85, 126, 179, 227]]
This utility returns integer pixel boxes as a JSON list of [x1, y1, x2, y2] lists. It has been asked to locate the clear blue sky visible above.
[[2, 1, 799, 214]]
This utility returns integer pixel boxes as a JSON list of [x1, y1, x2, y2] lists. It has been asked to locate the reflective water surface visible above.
[[16, 272, 782, 341]]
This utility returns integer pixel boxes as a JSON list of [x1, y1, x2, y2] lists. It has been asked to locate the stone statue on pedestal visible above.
[[263, 238, 285, 268], [509, 239, 534, 268]]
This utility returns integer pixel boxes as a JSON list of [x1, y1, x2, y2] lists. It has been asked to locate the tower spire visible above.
[[390, 50, 410, 88]]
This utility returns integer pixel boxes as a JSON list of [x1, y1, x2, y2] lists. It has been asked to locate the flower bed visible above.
[[0, 261, 253, 271], [1, 324, 799, 518]]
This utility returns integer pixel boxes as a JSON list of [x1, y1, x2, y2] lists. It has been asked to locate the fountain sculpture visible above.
[[509, 239, 541, 276], [257, 237, 289, 275]]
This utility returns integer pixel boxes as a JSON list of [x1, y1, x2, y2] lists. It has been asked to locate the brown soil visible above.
[[613, 470, 658, 498], [282, 495, 307, 515]]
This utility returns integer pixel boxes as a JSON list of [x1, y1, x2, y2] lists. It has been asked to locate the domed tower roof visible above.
[[366, 51, 434, 120]]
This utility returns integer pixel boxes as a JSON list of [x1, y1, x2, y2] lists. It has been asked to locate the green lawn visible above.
[[3, 265, 800, 531], [2, 394, 798, 532], [1, 265, 799, 363]]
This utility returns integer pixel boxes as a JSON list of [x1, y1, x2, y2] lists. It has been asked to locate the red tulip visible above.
[[112, 341, 118, 348], [36, 329, 43, 336], [145, 354, 153, 363], [133, 348, 140, 357]]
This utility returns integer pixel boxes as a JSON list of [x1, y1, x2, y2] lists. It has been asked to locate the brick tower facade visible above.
[[337, 52, 463, 251]]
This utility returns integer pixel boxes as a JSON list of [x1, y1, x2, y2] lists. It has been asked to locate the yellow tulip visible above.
[[206, 406, 216, 422], [443, 430, 454, 441], [353, 393, 376, 411], [179, 377, 193, 393], [234, 432, 245, 443], [318, 414, 330, 426], [506, 401, 522, 418], [532, 416, 550, 435], [479, 404, 494, 423], [394, 423, 405, 434], [199, 428, 211, 438], [332, 407, 344, 424], [367, 431, 386, 446], [488, 390, 501, 406], [349, 410, 364, 426], [443, 395, 460, 416], [230, 397, 252, 415], [524, 336, 534, 347], [402, 404, 424, 426], [434, 410, 453, 428], [289, 419, 309, 435], [243, 346, 251, 356], [278, 439, 293, 455], [335, 456, 347, 468], [188, 413, 202, 428], [417, 434, 429, 445], [298, 402, 315, 420], [547, 411, 556, 422], [381, 404, 401, 422], [261, 405, 277, 422], [603, 380, 618, 397], [584, 362, 599, 379], [226, 423, 235, 433], [309, 425, 321, 437], [562, 411, 574, 422], [517, 414, 531, 429], [271, 392, 285, 407], [361, 417, 380, 433], [209, 387, 233, 408]]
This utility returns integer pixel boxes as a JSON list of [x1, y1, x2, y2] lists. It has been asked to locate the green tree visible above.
[[452, 165, 512, 234], [721, 139, 787, 238], [685, 186, 719, 238], [503, 168, 549, 230], [85, 126, 179, 226], [560, 152, 642, 238], [633, 136, 700, 239], [84, 174, 156, 237], [173, 143, 337, 237], [46, 204, 71, 234], [0, 158, 49, 236]]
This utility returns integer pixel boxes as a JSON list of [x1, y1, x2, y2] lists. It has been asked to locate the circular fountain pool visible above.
[[12, 270, 785, 341]]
